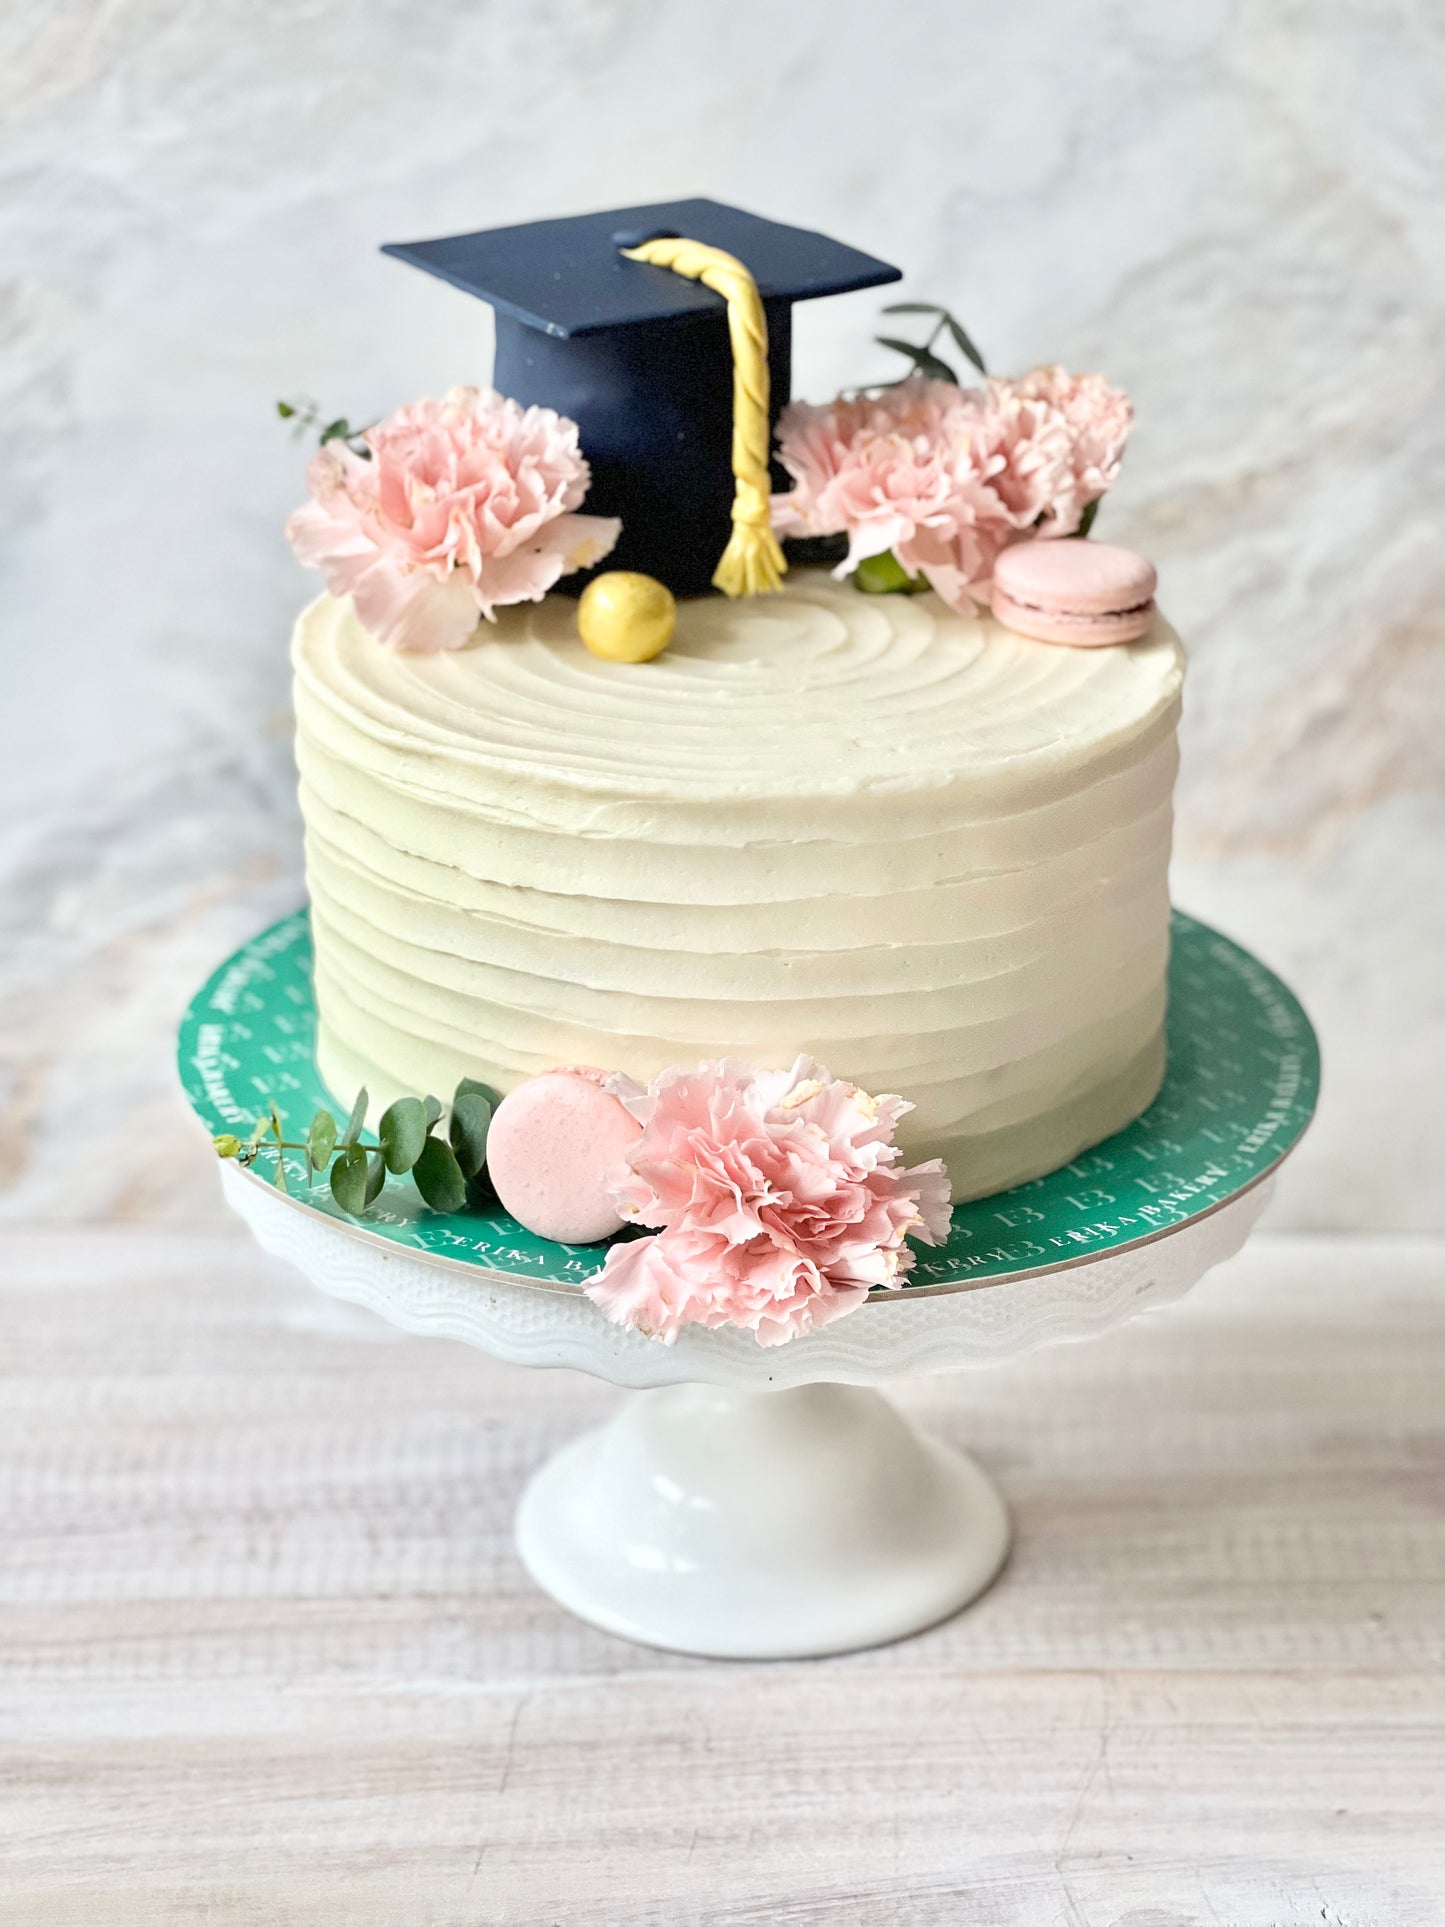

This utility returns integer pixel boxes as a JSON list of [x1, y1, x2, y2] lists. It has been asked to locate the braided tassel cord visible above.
[[621, 237, 787, 597]]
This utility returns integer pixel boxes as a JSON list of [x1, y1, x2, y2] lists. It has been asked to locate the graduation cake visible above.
[[282, 198, 1183, 1336]]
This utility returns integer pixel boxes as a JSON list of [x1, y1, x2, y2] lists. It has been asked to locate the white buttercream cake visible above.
[[293, 569, 1183, 1202]]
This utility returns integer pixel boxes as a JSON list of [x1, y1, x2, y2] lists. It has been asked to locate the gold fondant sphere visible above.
[[577, 571, 677, 663]]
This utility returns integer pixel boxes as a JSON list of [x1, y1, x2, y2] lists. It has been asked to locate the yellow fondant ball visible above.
[[577, 571, 677, 663]]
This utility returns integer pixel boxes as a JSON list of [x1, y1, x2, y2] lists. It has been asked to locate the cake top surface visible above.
[[294, 570, 1183, 808]]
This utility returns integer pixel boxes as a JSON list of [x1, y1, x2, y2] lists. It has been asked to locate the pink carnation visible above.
[[772, 379, 1012, 607], [584, 1057, 952, 1348], [285, 386, 620, 651], [772, 366, 1131, 612], [1000, 365, 1133, 533]]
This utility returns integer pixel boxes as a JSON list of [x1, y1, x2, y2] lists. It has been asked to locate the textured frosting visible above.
[[293, 570, 1185, 1200]]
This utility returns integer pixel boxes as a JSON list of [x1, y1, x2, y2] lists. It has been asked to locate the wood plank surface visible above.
[[2, 1227, 1442, 1926]]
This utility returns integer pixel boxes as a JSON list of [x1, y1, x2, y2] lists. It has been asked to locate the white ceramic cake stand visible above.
[[219, 1159, 1277, 1658], [185, 908, 1317, 1659]]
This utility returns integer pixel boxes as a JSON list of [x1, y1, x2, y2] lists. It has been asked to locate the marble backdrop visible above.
[[2, 0, 1441, 1230]]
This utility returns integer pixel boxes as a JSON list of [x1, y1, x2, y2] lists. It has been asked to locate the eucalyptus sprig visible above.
[[215, 1078, 496, 1219], [276, 397, 378, 459], [874, 301, 988, 386]]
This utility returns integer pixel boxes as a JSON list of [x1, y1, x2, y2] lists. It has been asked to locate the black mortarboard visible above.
[[382, 199, 900, 597]]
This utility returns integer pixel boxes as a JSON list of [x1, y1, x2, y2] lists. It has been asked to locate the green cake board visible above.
[[178, 909, 1318, 1292]]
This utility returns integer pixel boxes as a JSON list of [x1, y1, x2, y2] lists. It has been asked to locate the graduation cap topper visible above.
[[382, 200, 901, 599]]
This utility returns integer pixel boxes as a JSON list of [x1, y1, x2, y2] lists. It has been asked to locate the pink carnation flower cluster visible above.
[[584, 1058, 952, 1348], [286, 386, 620, 652], [772, 367, 1131, 613]]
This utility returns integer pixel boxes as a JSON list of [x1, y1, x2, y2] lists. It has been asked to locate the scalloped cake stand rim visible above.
[[219, 1156, 1279, 1391], [222, 1144, 1285, 1302]]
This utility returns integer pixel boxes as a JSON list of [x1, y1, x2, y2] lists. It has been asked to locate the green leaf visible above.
[[268, 1101, 288, 1190], [213, 1134, 242, 1159], [276, 400, 297, 419], [246, 1112, 271, 1150], [938, 310, 988, 376], [465, 1166, 497, 1205], [339, 1088, 368, 1150], [423, 1095, 443, 1128], [873, 336, 958, 385], [378, 1096, 428, 1174], [855, 550, 930, 596], [449, 1087, 492, 1179], [319, 417, 352, 444], [455, 1075, 501, 1105], [1075, 497, 1101, 539], [330, 1143, 370, 1216], [365, 1150, 387, 1207], [879, 302, 987, 375], [413, 1135, 467, 1214], [307, 1108, 338, 1169]]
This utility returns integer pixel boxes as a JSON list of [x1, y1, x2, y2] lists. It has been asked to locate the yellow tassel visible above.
[[620, 236, 787, 597]]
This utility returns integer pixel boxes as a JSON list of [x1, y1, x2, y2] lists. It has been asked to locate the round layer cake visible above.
[[293, 569, 1184, 1201]]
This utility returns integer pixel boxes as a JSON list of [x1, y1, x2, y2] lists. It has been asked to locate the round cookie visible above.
[[991, 540, 1157, 646], [486, 1067, 641, 1244]]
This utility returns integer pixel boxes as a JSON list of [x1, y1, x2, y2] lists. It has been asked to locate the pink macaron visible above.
[[991, 539, 1157, 647], [486, 1066, 641, 1245]]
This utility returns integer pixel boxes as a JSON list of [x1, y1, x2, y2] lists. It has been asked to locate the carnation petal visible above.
[[537, 511, 622, 571], [378, 572, 483, 653]]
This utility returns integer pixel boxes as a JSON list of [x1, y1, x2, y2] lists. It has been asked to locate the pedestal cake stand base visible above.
[[516, 1382, 1010, 1658]]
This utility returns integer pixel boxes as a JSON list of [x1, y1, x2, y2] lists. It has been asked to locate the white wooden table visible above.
[[3, 1226, 1442, 1926]]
